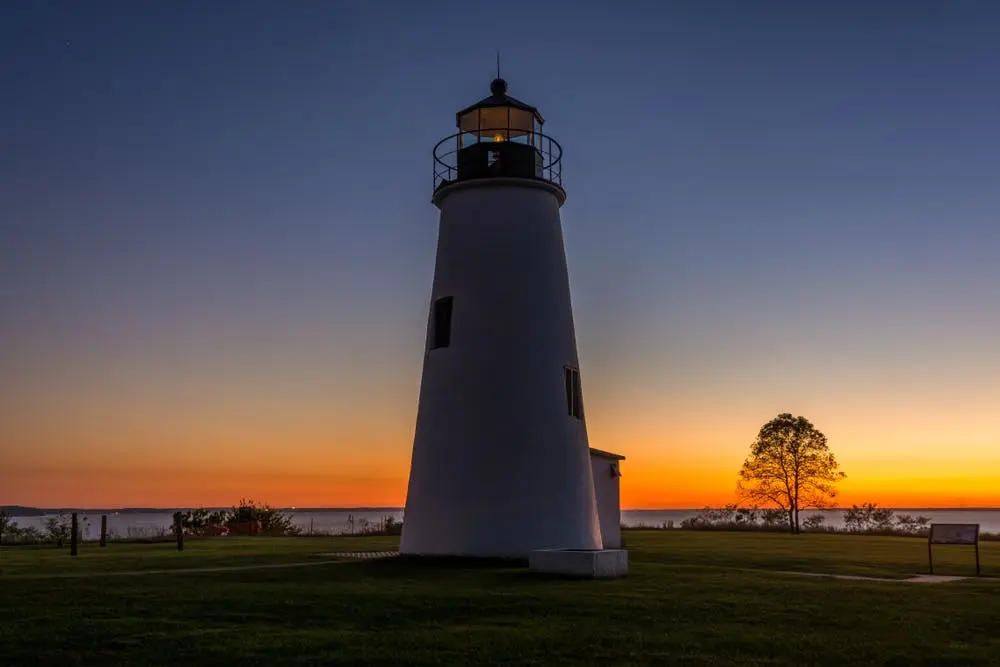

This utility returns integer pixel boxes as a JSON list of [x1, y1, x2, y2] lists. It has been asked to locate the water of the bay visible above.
[[9, 508, 1000, 539]]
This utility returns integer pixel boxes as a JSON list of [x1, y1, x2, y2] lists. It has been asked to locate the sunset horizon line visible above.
[[4, 503, 1000, 513]]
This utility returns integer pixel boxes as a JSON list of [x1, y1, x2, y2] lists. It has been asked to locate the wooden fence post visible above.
[[70, 513, 79, 557], [100, 515, 108, 547], [174, 512, 184, 552]]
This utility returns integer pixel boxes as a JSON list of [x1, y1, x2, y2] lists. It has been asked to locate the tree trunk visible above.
[[788, 509, 795, 533], [794, 506, 800, 534]]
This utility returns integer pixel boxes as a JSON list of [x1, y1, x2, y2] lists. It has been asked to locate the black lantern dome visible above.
[[433, 79, 563, 196]]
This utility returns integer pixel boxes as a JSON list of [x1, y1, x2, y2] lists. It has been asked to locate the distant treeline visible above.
[[1, 506, 174, 517], [623, 503, 1000, 541], [1, 506, 405, 517], [0, 500, 404, 546]]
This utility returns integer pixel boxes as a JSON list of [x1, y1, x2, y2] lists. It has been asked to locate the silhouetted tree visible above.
[[737, 413, 846, 533]]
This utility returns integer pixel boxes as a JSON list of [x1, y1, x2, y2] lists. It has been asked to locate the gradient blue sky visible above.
[[2, 1, 998, 507]]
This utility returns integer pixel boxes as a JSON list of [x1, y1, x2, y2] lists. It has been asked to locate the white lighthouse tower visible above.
[[400, 77, 603, 557]]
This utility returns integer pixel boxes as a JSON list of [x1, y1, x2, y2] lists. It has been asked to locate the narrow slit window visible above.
[[564, 366, 583, 419], [572, 370, 582, 418], [430, 297, 453, 349]]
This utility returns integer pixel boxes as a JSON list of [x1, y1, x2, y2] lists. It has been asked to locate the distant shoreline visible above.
[[0, 506, 405, 516], [4, 505, 1000, 516]]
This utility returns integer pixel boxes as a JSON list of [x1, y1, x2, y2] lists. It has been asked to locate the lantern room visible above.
[[456, 77, 543, 142], [433, 78, 563, 194]]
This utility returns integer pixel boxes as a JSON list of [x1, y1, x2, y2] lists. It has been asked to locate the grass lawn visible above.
[[1, 531, 997, 666]]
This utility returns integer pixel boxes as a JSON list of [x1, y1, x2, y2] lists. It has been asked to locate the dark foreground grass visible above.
[[625, 530, 997, 578], [0, 536, 398, 576], [1, 532, 998, 666]]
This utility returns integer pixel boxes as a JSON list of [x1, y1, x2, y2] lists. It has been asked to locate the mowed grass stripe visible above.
[[1, 532, 998, 666]]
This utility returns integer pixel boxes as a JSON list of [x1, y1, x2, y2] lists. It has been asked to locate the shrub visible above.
[[5, 525, 44, 544], [0, 511, 39, 545], [680, 505, 790, 532], [173, 500, 300, 537], [225, 499, 300, 536], [42, 514, 74, 546], [894, 513, 932, 536], [843, 503, 896, 533], [802, 515, 827, 531], [124, 525, 171, 540], [178, 508, 229, 536], [382, 515, 403, 536], [760, 509, 787, 528]]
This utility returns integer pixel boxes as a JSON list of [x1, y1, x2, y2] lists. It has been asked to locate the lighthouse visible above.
[[400, 77, 604, 557]]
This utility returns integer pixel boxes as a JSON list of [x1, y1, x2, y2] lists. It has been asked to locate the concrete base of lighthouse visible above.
[[528, 548, 629, 579]]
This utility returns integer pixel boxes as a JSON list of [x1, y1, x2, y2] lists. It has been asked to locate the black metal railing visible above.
[[433, 129, 563, 192]]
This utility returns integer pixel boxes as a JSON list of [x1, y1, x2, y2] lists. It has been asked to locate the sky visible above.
[[2, 1, 999, 509]]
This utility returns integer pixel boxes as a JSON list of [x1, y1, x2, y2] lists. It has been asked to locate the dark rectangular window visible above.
[[572, 370, 582, 418], [564, 366, 583, 419], [431, 297, 453, 349]]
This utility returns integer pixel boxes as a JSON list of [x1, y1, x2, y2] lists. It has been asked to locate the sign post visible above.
[[928, 523, 980, 576]]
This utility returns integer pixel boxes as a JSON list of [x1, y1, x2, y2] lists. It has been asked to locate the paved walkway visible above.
[[316, 551, 399, 560], [900, 574, 968, 583], [766, 569, 968, 584]]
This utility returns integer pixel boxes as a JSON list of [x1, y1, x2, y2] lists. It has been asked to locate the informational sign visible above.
[[930, 523, 980, 545], [928, 523, 981, 576]]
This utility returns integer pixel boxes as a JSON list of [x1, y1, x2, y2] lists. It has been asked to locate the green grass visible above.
[[1, 531, 998, 666], [0, 536, 398, 576], [625, 530, 995, 578]]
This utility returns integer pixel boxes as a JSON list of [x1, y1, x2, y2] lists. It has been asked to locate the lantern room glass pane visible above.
[[458, 106, 536, 139], [507, 108, 534, 136], [478, 107, 508, 135], [458, 109, 480, 134]]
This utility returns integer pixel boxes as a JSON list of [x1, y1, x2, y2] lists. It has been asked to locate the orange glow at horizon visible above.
[[5, 415, 999, 509], [3, 349, 999, 509], [6, 446, 999, 509]]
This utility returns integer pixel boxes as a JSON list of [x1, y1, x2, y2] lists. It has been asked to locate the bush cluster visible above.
[[680, 505, 790, 531], [340, 514, 402, 536], [842, 503, 931, 535], [0, 512, 88, 546], [178, 499, 300, 537], [672, 502, 938, 536]]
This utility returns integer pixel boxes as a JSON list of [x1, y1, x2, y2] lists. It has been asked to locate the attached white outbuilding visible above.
[[589, 448, 625, 549]]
